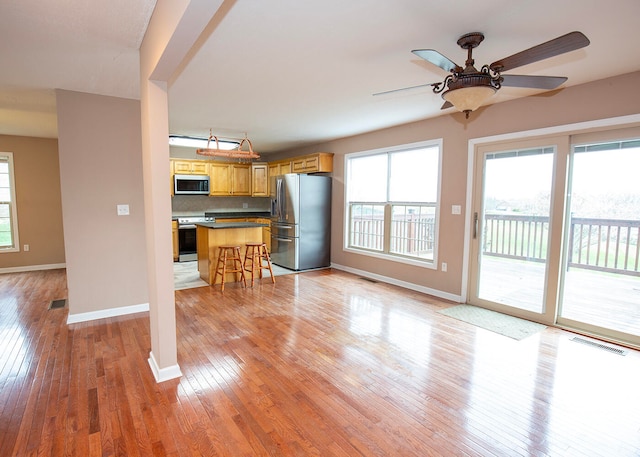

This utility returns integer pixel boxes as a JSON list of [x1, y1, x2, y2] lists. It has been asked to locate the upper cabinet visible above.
[[268, 153, 333, 179], [170, 152, 333, 196], [251, 163, 269, 197], [268, 161, 291, 178], [291, 153, 333, 173], [172, 159, 209, 175], [209, 163, 251, 196]]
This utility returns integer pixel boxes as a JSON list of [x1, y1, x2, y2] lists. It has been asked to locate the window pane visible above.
[[0, 203, 12, 247], [348, 154, 387, 202], [0, 154, 16, 250], [350, 203, 384, 251], [389, 147, 439, 202], [390, 205, 436, 259], [345, 141, 440, 265]]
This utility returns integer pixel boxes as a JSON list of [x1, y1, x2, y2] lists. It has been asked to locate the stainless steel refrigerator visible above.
[[270, 174, 331, 271]]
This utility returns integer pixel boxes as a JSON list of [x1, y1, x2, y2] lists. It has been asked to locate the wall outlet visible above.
[[24, 244, 29, 252], [117, 204, 130, 216], [441, 262, 447, 272]]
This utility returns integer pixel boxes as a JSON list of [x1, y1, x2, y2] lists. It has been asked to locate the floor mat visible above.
[[438, 304, 546, 340]]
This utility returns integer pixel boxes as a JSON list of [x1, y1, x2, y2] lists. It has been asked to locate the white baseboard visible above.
[[0, 263, 66, 274], [66, 303, 150, 324], [148, 351, 182, 383], [330, 263, 463, 303]]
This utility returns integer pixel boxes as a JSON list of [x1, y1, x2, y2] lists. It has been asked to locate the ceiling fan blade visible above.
[[501, 74, 568, 90], [411, 49, 461, 73], [490, 31, 590, 72], [372, 82, 433, 97]]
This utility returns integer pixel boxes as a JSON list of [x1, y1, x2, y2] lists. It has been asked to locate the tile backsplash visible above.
[[172, 195, 270, 217]]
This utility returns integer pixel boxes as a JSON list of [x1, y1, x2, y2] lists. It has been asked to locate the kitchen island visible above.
[[196, 222, 268, 285]]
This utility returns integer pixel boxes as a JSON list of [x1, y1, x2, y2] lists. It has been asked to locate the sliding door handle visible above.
[[473, 212, 478, 239]]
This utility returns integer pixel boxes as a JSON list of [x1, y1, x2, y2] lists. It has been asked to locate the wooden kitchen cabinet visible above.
[[172, 220, 179, 261], [251, 163, 269, 196], [256, 218, 271, 252], [291, 152, 333, 173], [171, 159, 209, 175], [268, 161, 291, 178], [209, 163, 251, 196]]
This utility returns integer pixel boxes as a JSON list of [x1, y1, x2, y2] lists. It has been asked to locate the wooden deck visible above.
[[1, 268, 640, 456], [479, 256, 640, 336]]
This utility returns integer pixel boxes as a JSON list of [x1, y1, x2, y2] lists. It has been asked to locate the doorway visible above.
[[558, 138, 640, 339], [468, 137, 563, 323], [467, 126, 640, 348]]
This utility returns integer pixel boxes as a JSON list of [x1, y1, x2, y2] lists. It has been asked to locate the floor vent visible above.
[[570, 337, 627, 356], [49, 299, 67, 309], [359, 277, 379, 283]]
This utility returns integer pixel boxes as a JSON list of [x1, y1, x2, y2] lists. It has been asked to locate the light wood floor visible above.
[[1, 268, 639, 456]]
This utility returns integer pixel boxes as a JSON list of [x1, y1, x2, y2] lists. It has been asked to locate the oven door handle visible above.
[[178, 224, 197, 229]]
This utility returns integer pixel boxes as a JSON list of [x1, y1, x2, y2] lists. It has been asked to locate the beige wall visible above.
[[0, 135, 65, 269], [284, 71, 640, 299], [56, 90, 148, 316]]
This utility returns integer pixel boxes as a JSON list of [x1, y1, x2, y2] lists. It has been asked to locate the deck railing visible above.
[[351, 212, 640, 276], [350, 213, 436, 258], [483, 213, 640, 277]]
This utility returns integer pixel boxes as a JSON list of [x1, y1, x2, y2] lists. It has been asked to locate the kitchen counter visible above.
[[195, 221, 267, 229], [196, 223, 266, 285], [204, 211, 270, 219]]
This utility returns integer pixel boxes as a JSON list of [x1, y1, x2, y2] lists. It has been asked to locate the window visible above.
[[345, 140, 441, 266], [0, 153, 19, 252]]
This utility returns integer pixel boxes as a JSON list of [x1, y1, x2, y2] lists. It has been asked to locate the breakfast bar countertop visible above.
[[204, 211, 270, 219], [195, 221, 268, 229]]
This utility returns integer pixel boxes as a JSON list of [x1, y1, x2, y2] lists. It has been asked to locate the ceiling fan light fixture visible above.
[[413, 31, 589, 120], [442, 85, 496, 117]]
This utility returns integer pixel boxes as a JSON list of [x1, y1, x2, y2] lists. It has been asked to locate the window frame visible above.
[[0, 152, 19, 253], [343, 139, 442, 269]]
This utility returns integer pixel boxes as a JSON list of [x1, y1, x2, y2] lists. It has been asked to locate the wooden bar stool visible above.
[[243, 242, 276, 286], [212, 245, 246, 291]]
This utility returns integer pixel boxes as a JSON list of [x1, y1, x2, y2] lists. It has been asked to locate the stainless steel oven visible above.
[[176, 216, 214, 261]]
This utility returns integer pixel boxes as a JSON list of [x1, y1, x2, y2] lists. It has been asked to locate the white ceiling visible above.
[[1, 0, 639, 153]]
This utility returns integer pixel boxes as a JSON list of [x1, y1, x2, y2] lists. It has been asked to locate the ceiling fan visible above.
[[376, 31, 590, 118]]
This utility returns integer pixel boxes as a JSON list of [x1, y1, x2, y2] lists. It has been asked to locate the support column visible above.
[[139, 0, 228, 382]]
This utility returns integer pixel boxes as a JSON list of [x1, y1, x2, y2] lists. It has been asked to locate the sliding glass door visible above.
[[468, 138, 561, 319], [468, 126, 640, 348], [558, 138, 640, 338]]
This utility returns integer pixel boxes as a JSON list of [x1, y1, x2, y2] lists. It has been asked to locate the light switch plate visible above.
[[117, 204, 130, 216], [451, 205, 461, 215]]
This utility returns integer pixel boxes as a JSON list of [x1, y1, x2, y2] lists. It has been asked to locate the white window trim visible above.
[[343, 139, 442, 269], [0, 152, 19, 253]]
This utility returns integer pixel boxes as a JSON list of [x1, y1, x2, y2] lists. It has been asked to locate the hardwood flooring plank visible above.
[[1, 268, 640, 456]]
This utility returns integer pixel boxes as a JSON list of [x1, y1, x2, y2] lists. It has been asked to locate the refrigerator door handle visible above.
[[274, 237, 293, 242], [276, 178, 284, 219]]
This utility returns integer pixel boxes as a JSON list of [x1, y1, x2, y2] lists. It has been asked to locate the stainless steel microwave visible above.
[[174, 174, 210, 195]]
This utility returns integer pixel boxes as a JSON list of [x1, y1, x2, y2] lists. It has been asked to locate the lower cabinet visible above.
[[256, 218, 271, 252], [172, 220, 178, 261]]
